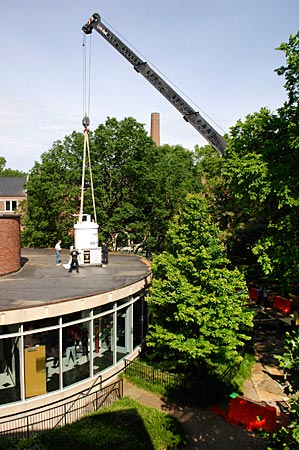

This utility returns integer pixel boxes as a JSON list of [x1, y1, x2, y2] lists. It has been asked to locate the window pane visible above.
[[0, 336, 21, 404], [24, 329, 60, 398], [93, 304, 113, 316], [117, 297, 131, 307], [62, 312, 83, 324], [62, 325, 90, 388], [0, 324, 20, 335], [93, 313, 114, 375], [45, 329, 59, 393], [23, 318, 58, 331], [133, 298, 148, 348], [116, 306, 131, 362]]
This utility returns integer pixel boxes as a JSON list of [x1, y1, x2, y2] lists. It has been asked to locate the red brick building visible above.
[[0, 177, 27, 275], [0, 176, 27, 213]]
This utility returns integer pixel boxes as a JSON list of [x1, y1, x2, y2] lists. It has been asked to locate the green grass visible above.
[[123, 352, 256, 403], [121, 372, 169, 397], [0, 397, 187, 450], [230, 352, 256, 393]]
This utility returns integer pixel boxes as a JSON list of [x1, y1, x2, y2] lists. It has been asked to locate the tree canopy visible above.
[[22, 117, 200, 250], [0, 157, 27, 177], [146, 193, 254, 376], [198, 31, 299, 289]]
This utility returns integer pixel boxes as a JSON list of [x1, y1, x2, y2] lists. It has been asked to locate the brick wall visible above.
[[0, 196, 25, 213], [0, 215, 21, 275]]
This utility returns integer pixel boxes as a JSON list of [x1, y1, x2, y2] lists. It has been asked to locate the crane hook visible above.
[[82, 115, 90, 129]]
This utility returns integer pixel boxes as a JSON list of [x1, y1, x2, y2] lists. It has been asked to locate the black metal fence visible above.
[[124, 359, 225, 407], [0, 377, 123, 441]]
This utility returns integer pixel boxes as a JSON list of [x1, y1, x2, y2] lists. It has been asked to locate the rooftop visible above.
[[0, 248, 151, 312], [0, 177, 27, 197]]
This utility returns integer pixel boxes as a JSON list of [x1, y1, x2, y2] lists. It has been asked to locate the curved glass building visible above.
[[0, 248, 151, 421]]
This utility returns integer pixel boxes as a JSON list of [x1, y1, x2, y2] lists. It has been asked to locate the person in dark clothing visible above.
[[102, 242, 109, 265], [69, 247, 80, 273], [257, 286, 263, 305]]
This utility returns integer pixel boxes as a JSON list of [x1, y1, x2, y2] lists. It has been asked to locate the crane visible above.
[[82, 13, 227, 156]]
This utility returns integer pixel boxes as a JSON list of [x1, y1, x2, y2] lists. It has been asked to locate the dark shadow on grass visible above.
[[5, 409, 156, 450]]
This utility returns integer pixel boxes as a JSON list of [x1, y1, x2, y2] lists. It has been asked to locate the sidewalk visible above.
[[123, 378, 267, 450], [243, 328, 288, 410], [123, 321, 289, 450]]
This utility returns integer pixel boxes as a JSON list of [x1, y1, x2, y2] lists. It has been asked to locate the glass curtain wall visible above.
[[0, 292, 148, 406]]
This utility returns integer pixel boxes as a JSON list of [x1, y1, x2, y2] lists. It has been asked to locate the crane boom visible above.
[[82, 13, 227, 155]]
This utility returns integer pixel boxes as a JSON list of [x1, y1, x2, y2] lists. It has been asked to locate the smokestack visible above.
[[150, 112, 160, 146]]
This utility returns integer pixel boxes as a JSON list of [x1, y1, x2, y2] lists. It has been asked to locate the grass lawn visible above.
[[0, 397, 187, 450]]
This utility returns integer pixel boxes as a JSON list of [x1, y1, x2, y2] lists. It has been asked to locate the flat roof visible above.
[[0, 248, 151, 311]]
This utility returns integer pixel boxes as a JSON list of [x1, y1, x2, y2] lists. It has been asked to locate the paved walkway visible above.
[[123, 315, 290, 450], [123, 378, 267, 450]]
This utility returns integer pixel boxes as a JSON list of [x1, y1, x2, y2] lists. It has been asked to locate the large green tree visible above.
[[146, 193, 254, 376], [23, 117, 199, 250], [22, 131, 83, 247], [199, 31, 299, 288]]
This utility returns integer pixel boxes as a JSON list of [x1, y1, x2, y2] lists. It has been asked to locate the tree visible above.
[[214, 108, 299, 287], [215, 31, 299, 288], [83, 118, 200, 251], [275, 31, 299, 108], [265, 330, 299, 449], [146, 193, 254, 376], [140, 143, 202, 252], [0, 156, 27, 177], [22, 131, 83, 247], [0, 157, 6, 172], [22, 117, 199, 250], [187, 31, 299, 289]]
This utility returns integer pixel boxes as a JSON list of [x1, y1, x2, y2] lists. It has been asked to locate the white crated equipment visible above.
[[74, 214, 102, 265]]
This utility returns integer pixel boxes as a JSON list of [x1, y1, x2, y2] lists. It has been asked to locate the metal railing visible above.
[[124, 359, 223, 407], [0, 377, 123, 441]]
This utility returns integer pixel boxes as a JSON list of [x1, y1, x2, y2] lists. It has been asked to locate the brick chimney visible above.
[[150, 112, 160, 146]]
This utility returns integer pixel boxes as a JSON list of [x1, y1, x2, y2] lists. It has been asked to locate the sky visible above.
[[0, 1, 298, 172]]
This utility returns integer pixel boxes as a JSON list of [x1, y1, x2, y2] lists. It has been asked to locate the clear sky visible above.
[[0, 1, 298, 172]]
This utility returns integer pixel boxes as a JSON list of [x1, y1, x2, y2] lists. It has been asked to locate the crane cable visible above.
[[82, 33, 91, 119], [80, 34, 97, 224]]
